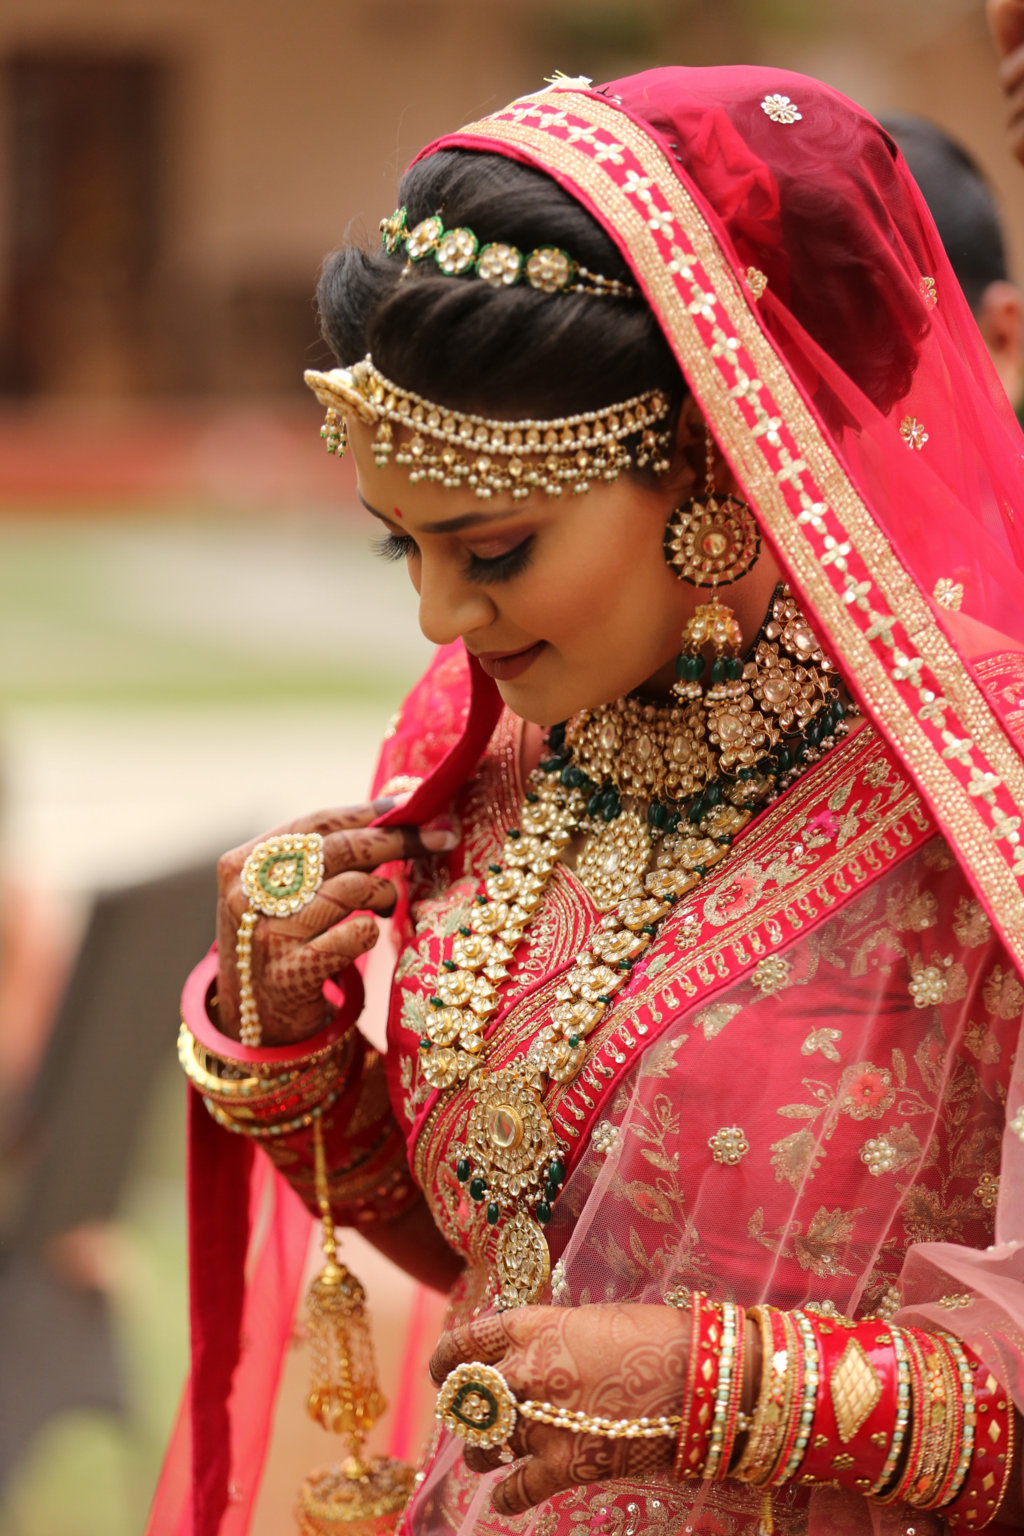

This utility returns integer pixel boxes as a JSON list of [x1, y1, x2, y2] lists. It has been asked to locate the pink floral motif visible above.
[[804, 809, 840, 842], [837, 1062, 895, 1120], [718, 874, 758, 918]]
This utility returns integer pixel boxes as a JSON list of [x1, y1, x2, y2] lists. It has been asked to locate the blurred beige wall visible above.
[[0, 0, 1018, 398]]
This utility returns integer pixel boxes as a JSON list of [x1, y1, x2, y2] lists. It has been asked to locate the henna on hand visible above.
[[432, 1302, 689, 1516], [215, 800, 447, 1045]]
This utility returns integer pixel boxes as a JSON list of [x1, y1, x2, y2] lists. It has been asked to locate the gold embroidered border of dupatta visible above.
[[445, 87, 1024, 976], [413, 726, 930, 1263]]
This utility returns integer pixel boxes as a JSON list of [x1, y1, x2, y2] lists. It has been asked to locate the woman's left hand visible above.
[[429, 1303, 688, 1517]]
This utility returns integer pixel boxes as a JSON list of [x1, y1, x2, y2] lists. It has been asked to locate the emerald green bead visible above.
[[442, 959, 456, 971], [459, 926, 471, 937], [648, 801, 667, 829], [549, 1159, 565, 1184], [710, 657, 726, 684], [469, 1178, 487, 1201], [536, 1201, 552, 1224], [544, 1180, 559, 1203], [704, 782, 721, 806], [600, 789, 621, 822], [725, 656, 743, 680], [429, 995, 444, 1008], [456, 1158, 470, 1182], [486, 1203, 500, 1225], [489, 863, 502, 873], [568, 1034, 580, 1048]]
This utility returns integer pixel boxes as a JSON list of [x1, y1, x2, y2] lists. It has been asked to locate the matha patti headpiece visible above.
[[303, 357, 672, 500], [379, 207, 637, 299]]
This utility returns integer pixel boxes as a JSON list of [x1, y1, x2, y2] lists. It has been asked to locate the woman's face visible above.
[[347, 416, 778, 727]]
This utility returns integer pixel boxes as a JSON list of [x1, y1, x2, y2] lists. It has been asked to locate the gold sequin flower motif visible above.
[[761, 93, 802, 124], [751, 955, 791, 996], [746, 266, 768, 300], [919, 275, 938, 309], [974, 1171, 999, 1210], [591, 1120, 619, 1155], [933, 578, 964, 611], [900, 415, 929, 451], [709, 1126, 749, 1165]]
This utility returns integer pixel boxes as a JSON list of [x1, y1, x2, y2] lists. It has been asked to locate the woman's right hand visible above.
[[215, 797, 456, 1047]]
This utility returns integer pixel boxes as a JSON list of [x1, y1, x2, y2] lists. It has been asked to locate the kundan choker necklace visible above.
[[416, 585, 850, 1308]]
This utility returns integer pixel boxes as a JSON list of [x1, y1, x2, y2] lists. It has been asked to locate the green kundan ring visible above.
[[435, 1362, 518, 1451], [241, 832, 325, 917]]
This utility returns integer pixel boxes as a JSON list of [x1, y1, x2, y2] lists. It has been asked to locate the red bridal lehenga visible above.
[[150, 65, 1024, 1536]]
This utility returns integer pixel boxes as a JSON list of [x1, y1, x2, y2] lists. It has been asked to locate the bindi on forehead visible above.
[[392, 506, 403, 520]]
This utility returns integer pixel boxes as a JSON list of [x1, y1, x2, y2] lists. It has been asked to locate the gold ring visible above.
[[436, 1362, 518, 1452], [237, 832, 325, 1047]]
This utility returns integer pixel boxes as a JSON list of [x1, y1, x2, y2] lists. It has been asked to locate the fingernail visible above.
[[372, 790, 413, 814], [420, 826, 458, 852]]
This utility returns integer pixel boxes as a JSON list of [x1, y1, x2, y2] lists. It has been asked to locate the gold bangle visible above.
[[204, 1086, 341, 1140], [732, 1306, 784, 1484], [178, 1021, 350, 1120]]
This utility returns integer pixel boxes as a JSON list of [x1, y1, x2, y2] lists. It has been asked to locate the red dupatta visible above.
[[416, 66, 1024, 981]]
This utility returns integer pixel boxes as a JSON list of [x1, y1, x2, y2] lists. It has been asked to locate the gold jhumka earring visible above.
[[664, 427, 768, 775], [296, 1117, 415, 1535]]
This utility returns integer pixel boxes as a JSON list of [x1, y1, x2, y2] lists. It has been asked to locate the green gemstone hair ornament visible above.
[[378, 207, 638, 298]]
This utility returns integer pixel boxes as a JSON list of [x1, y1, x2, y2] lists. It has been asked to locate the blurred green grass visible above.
[[0, 506, 427, 707]]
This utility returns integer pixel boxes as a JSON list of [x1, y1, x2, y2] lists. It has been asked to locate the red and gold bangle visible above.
[[732, 1306, 788, 1485], [944, 1337, 1015, 1529], [868, 1322, 913, 1495], [908, 1332, 964, 1509], [673, 1293, 724, 1480], [769, 1310, 819, 1486], [794, 1317, 900, 1494], [931, 1333, 977, 1509], [876, 1325, 931, 1505], [759, 1310, 806, 1487], [703, 1302, 746, 1480]]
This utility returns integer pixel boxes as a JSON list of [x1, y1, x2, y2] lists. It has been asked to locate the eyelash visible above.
[[371, 533, 535, 585]]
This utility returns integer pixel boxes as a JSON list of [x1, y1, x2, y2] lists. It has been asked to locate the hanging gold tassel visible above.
[[296, 1114, 415, 1536]]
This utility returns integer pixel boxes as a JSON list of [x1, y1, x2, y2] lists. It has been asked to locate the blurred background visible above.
[[0, 2, 1019, 1533]]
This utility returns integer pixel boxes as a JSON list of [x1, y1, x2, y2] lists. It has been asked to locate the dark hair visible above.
[[881, 114, 1009, 313], [317, 149, 688, 443]]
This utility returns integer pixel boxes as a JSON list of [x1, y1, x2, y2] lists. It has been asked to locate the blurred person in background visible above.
[[883, 114, 1023, 409], [157, 63, 1024, 1536]]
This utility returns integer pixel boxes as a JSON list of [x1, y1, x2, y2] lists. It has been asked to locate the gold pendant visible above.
[[495, 1211, 551, 1309], [576, 807, 651, 910], [464, 1067, 558, 1195]]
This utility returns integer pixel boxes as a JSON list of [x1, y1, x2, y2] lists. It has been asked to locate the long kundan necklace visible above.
[[417, 586, 851, 1307]]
